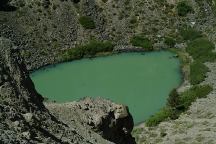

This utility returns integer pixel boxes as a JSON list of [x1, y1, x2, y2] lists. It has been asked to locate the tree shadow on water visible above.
[[0, 0, 17, 12]]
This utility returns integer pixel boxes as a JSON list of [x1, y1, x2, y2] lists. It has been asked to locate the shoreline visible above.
[[29, 45, 172, 73], [31, 46, 186, 127], [29, 45, 145, 73]]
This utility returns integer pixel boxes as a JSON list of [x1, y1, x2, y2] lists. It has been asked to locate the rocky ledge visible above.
[[0, 37, 135, 144], [46, 97, 135, 144]]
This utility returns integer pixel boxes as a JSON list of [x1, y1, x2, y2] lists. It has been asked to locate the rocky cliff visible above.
[[0, 38, 135, 144], [1, 0, 216, 70], [46, 97, 135, 144]]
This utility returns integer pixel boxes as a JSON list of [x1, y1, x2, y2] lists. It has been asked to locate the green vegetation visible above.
[[129, 16, 138, 24], [0, 0, 17, 11], [124, 0, 130, 5], [146, 88, 185, 127], [79, 16, 96, 29], [205, 0, 216, 14], [164, 37, 176, 47], [186, 38, 216, 62], [180, 27, 202, 41], [185, 33, 216, 86], [146, 89, 182, 127], [146, 85, 213, 127], [146, 28, 216, 127], [177, 1, 193, 16], [180, 85, 213, 109], [190, 61, 209, 85], [62, 40, 114, 61], [146, 107, 173, 127], [130, 36, 153, 50], [167, 89, 181, 108], [72, 0, 80, 3], [102, 0, 108, 3]]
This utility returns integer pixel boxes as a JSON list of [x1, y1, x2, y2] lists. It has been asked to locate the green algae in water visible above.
[[31, 51, 182, 124]]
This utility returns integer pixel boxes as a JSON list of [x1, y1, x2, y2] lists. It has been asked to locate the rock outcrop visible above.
[[0, 38, 135, 144], [46, 97, 135, 144]]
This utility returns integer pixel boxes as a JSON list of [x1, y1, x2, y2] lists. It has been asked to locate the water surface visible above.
[[31, 51, 181, 124]]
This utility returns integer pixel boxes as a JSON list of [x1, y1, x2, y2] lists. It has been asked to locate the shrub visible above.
[[180, 85, 213, 109], [63, 47, 85, 60], [0, 0, 17, 11], [83, 40, 114, 55], [146, 30, 215, 127], [79, 16, 96, 29], [186, 38, 216, 62], [42, 0, 50, 8], [167, 89, 180, 108], [102, 0, 108, 3], [129, 16, 137, 24], [146, 85, 213, 127], [130, 36, 153, 50], [180, 27, 202, 41], [164, 37, 176, 47], [145, 107, 173, 127], [177, 1, 193, 16], [63, 40, 114, 61], [72, 0, 80, 3], [124, 0, 130, 5], [190, 61, 209, 85], [146, 89, 182, 127]]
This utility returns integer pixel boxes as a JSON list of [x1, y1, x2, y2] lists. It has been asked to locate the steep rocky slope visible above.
[[0, 38, 135, 143], [1, 0, 216, 70]]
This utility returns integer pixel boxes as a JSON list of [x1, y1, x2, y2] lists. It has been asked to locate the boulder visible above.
[[46, 97, 136, 144]]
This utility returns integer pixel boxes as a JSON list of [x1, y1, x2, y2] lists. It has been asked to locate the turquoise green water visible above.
[[31, 51, 182, 124]]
